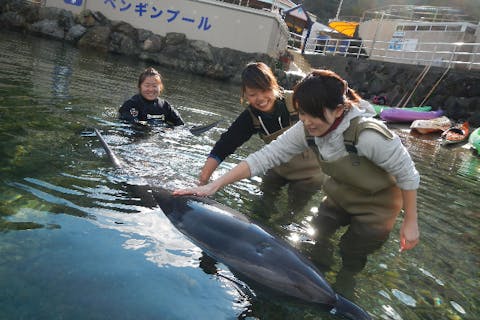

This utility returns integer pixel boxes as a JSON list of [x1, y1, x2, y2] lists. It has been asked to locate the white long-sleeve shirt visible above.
[[245, 105, 420, 191]]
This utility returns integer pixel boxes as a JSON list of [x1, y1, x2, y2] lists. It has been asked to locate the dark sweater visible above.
[[119, 94, 184, 126], [210, 98, 294, 163]]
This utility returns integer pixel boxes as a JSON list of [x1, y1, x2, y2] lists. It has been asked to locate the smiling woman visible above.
[[197, 61, 325, 214], [118, 67, 185, 126]]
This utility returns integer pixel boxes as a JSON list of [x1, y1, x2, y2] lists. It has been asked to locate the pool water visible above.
[[0, 31, 479, 320]]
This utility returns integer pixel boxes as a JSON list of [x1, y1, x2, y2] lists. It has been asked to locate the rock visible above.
[[76, 10, 97, 28], [137, 28, 153, 42], [165, 32, 186, 46], [111, 21, 137, 39], [468, 110, 480, 127], [0, 0, 32, 13], [142, 34, 164, 52], [65, 24, 87, 42], [109, 31, 138, 56], [76, 10, 107, 27], [0, 11, 26, 29], [190, 40, 214, 62], [29, 19, 64, 39], [77, 25, 111, 52]]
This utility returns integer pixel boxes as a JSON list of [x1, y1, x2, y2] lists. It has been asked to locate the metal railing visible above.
[[361, 5, 477, 24], [289, 32, 480, 70]]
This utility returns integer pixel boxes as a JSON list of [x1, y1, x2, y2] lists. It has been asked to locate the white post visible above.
[[335, 0, 344, 20], [370, 11, 385, 56]]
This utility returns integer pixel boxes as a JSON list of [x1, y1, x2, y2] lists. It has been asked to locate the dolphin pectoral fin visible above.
[[330, 294, 372, 320], [189, 120, 222, 136]]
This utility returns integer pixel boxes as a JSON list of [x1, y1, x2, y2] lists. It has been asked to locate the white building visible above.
[[358, 5, 480, 69], [44, 0, 290, 58]]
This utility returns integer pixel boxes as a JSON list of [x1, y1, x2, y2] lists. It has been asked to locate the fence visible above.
[[289, 32, 480, 71]]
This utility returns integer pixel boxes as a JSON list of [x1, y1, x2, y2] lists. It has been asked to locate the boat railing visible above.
[[289, 32, 480, 70]]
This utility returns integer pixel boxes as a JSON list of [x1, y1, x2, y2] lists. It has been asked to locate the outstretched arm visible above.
[[399, 189, 419, 252], [198, 157, 220, 185], [174, 161, 251, 197]]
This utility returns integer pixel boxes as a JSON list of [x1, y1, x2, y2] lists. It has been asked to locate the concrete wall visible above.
[[359, 19, 479, 67], [359, 19, 395, 56], [44, 0, 289, 57]]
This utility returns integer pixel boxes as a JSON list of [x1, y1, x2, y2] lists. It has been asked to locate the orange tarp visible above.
[[328, 21, 359, 38]]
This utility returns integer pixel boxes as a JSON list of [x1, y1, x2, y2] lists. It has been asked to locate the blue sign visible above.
[[64, 0, 83, 6]]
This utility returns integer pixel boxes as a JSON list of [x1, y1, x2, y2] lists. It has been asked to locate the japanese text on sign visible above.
[[102, 0, 212, 31]]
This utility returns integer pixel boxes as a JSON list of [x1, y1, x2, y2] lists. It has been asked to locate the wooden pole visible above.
[[419, 66, 450, 107], [395, 64, 430, 108]]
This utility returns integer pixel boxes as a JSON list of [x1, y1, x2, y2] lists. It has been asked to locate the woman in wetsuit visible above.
[[119, 67, 184, 127]]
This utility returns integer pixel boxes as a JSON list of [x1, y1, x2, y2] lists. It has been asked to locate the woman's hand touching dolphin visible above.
[[173, 161, 252, 196], [173, 183, 219, 197]]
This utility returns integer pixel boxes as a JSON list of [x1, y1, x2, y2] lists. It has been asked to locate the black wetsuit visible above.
[[209, 98, 292, 163], [119, 94, 184, 126]]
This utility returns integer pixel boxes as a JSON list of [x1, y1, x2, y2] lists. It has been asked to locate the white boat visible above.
[[410, 116, 451, 134]]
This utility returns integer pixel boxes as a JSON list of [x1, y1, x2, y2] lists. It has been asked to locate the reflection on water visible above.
[[0, 30, 479, 320]]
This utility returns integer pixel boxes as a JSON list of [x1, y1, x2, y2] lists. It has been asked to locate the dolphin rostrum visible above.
[[94, 128, 372, 320]]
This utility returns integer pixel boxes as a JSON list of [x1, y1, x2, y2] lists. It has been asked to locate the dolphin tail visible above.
[[94, 128, 123, 169], [330, 294, 372, 320]]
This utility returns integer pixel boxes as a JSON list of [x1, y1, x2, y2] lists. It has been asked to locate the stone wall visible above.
[[304, 55, 480, 125]]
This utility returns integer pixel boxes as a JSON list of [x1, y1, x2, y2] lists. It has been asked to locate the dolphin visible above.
[[93, 128, 372, 320]]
